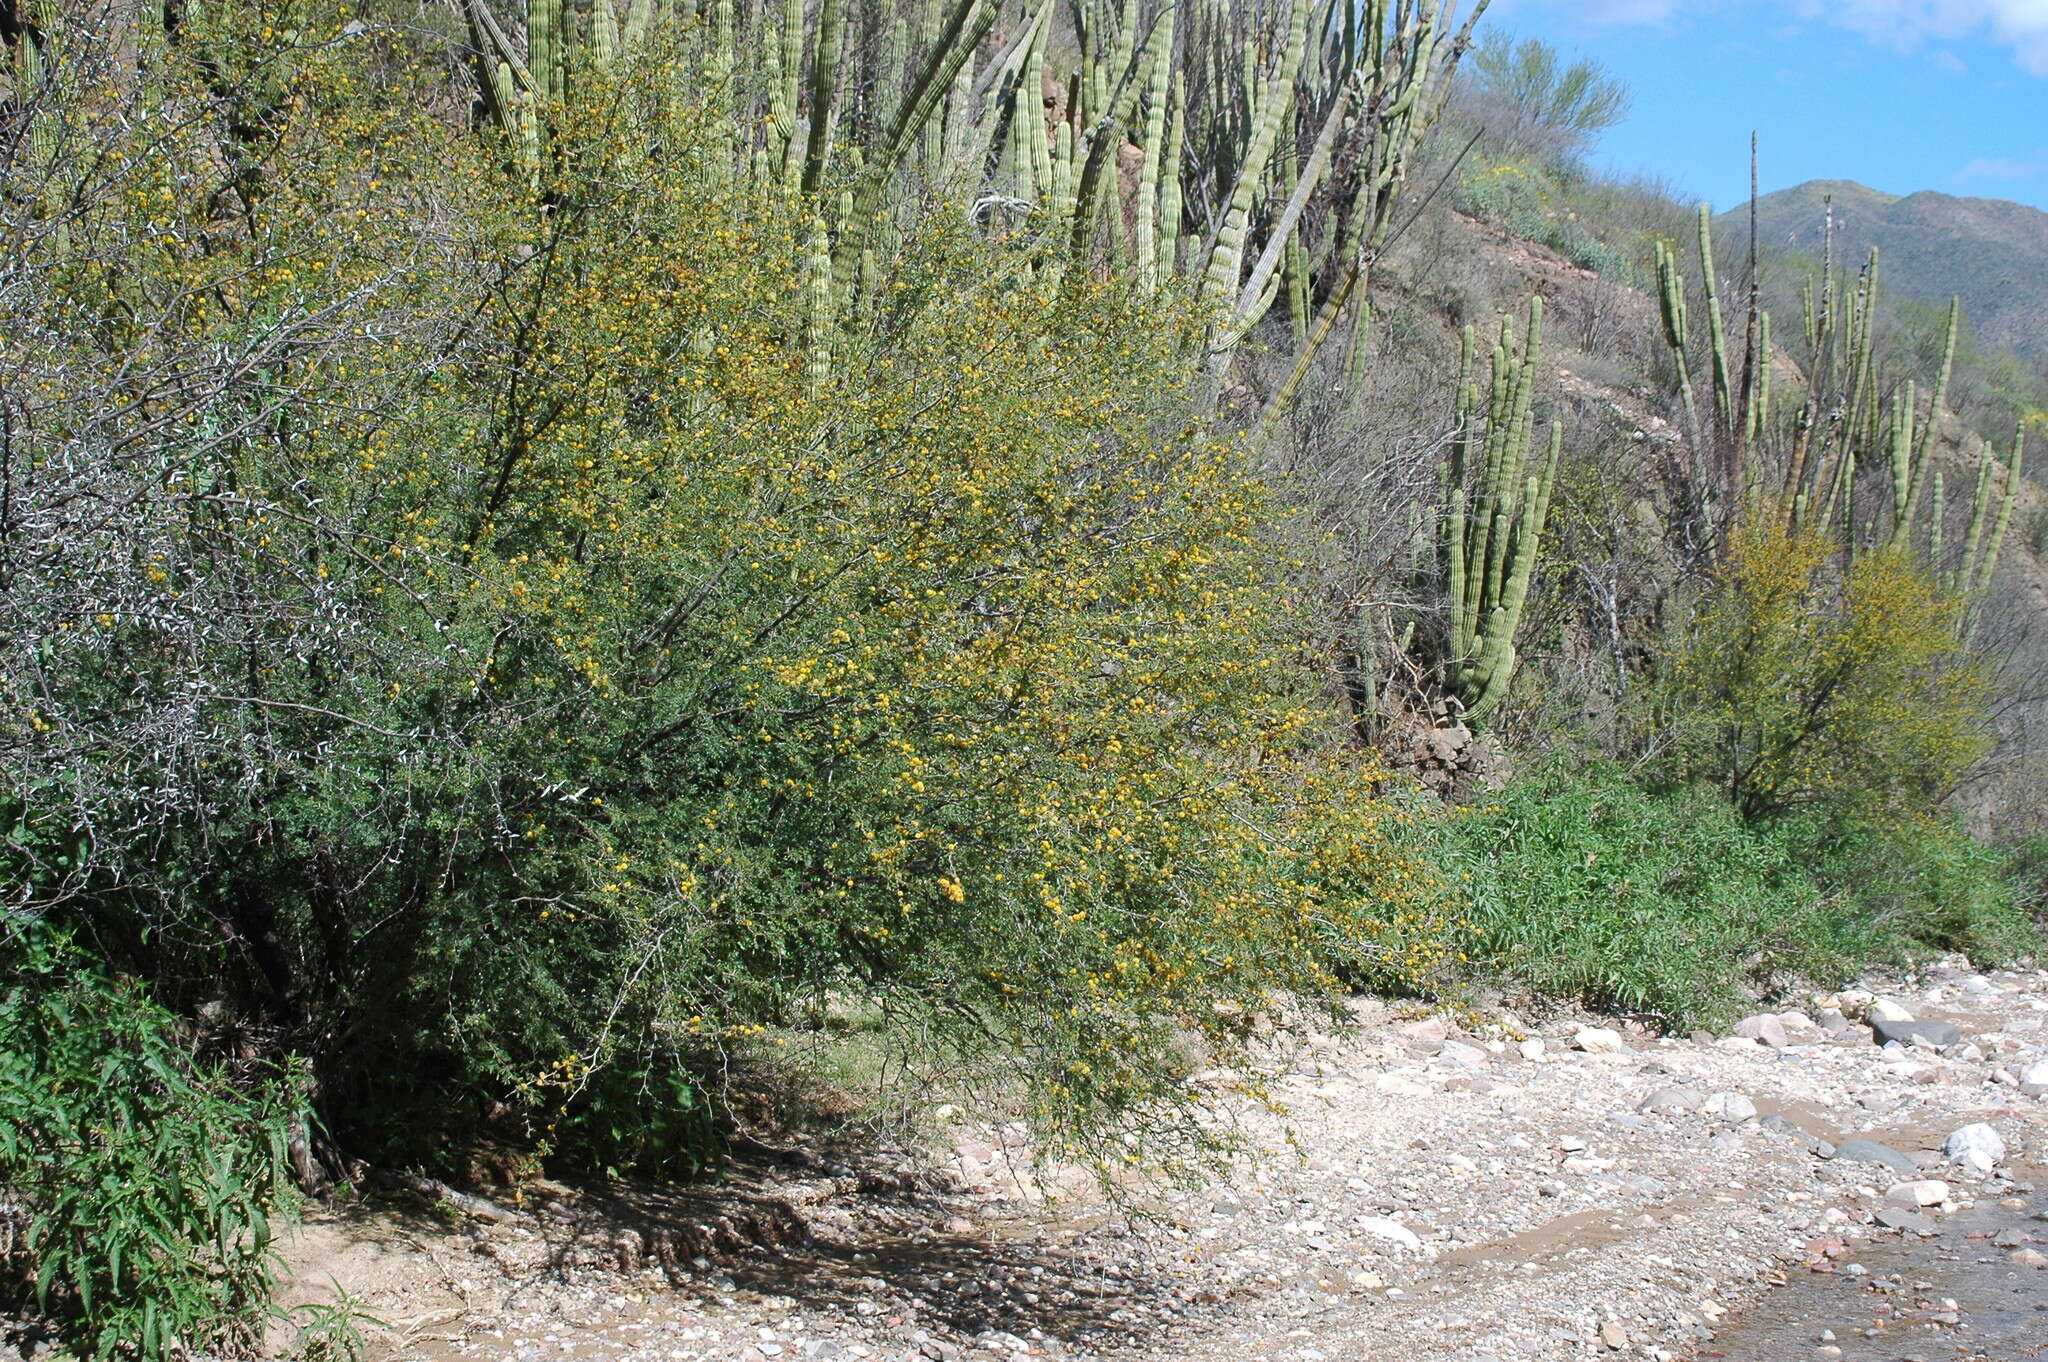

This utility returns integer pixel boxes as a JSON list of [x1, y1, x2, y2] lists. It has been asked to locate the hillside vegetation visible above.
[[1729, 180, 2048, 366], [1, 3, 2045, 1356]]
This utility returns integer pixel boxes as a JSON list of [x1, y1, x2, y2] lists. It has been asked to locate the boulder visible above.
[[1943, 1123, 2006, 1170], [1732, 1014, 1788, 1048], [1638, 1085, 1707, 1115], [1830, 1139, 1917, 1173], [1867, 998, 1915, 1023], [1573, 1026, 1629, 1055], [1884, 1179, 1949, 1207], [2021, 1060, 2048, 1097], [1870, 1017, 1961, 1049]]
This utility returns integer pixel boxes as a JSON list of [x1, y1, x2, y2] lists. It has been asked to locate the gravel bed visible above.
[[283, 957, 2048, 1362]]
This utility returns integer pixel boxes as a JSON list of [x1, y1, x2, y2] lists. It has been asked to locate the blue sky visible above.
[[1483, 1, 2048, 211]]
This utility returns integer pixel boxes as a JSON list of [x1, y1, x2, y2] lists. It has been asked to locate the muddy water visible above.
[[1696, 1193, 2048, 1362]]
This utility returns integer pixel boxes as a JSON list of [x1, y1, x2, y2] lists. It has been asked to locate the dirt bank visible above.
[[279, 957, 2048, 1362]]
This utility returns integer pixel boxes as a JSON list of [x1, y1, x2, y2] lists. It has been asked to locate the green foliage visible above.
[[5, 3, 1448, 1189], [1428, 761, 2039, 1028], [1430, 761, 1860, 1026], [544, 1055, 720, 1182], [1664, 522, 1991, 821], [1454, 156, 1634, 279], [0, 928, 302, 1361], [1781, 812, 2041, 968], [1464, 31, 1630, 160]]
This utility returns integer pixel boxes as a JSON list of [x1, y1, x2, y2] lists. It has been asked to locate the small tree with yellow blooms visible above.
[[1664, 521, 1991, 823]]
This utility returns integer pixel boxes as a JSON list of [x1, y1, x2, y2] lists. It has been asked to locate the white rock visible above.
[[1868, 998, 1915, 1023], [1884, 1179, 1949, 1207], [1574, 1026, 1629, 1054], [1438, 1040, 1489, 1071], [1519, 1038, 1547, 1062], [2022, 1060, 2048, 1095], [1376, 1073, 1430, 1096], [1354, 1217, 1423, 1252], [1703, 1091, 1758, 1122], [1943, 1123, 2006, 1167]]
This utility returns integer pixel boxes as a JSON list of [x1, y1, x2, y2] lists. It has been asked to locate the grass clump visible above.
[[1427, 760, 2038, 1030], [0, 927, 303, 1361]]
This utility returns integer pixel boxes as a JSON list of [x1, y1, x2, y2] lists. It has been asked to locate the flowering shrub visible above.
[[2, 8, 1446, 1179], [1664, 522, 1990, 822]]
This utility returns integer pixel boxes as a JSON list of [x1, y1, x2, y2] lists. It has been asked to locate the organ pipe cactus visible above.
[[1972, 427, 2024, 599], [1653, 236, 1701, 452], [1441, 298, 1561, 723], [453, 0, 1487, 429], [1697, 207, 1733, 430], [1198, 0, 1309, 311], [1952, 425, 2025, 601], [803, 218, 836, 397], [1131, 3, 1176, 291], [1656, 193, 2014, 596]]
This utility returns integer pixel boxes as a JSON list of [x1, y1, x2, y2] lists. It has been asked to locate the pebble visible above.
[[1731, 1014, 1788, 1048], [1353, 1217, 1424, 1252], [332, 963, 2048, 1362], [1439, 1040, 1489, 1071], [1638, 1085, 1705, 1115]]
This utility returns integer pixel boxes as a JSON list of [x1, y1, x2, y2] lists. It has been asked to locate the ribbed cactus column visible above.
[[1965, 426, 2025, 599], [1441, 298, 1561, 723]]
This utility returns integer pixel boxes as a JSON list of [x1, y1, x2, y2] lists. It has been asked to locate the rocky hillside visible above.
[[1400, 207, 2048, 828], [1723, 179, 2048, 365]]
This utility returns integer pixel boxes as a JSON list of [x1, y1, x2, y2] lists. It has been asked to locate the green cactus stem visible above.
[[1441, 297, 1560, 723]]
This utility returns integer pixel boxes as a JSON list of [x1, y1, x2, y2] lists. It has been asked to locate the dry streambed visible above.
[[287, 958, 2048, 1362]]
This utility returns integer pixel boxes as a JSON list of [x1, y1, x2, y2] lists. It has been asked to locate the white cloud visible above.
[[1789, 2, 2048, 74], [1492, 0, 2048, 75], [1953, 152, 2047, 179]]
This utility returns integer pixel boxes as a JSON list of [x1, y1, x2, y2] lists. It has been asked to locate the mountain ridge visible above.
[[1719, 179, 2048, 364]]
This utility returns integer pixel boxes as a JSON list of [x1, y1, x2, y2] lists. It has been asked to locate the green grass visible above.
[[0, 926, 306, 1360], [1418, 760, 2039, 1029]]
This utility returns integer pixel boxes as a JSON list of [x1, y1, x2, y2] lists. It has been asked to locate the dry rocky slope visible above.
[[288, 956, 2048, 1362]]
